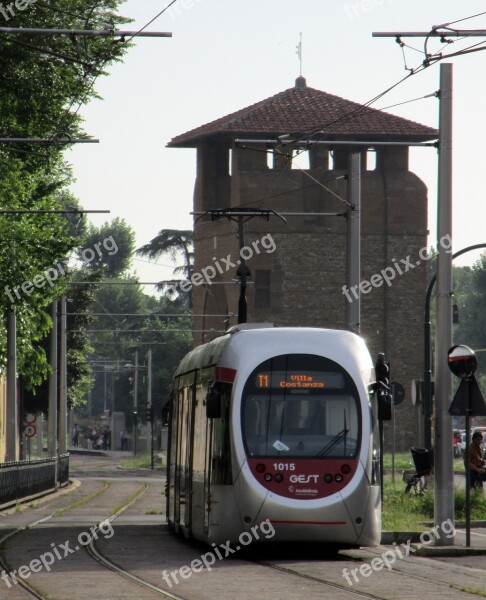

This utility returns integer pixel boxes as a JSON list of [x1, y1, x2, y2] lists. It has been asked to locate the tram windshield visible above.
[[241, 354, 361, 458]]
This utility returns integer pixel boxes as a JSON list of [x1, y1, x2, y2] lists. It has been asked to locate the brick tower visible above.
[[168, 77, 438, 450]]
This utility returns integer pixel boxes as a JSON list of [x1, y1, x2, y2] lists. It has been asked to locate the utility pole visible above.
[[193, 209, 286, 325], [434, 63, 454, 542], [147, 349, 153, 469], [5, 312, 18, 462], [133, 349, 139, 456], [346, 152, 361, 334], [371, 25, 483, 540], [48, 301, 58, 458], [59, 296, 68, 455]]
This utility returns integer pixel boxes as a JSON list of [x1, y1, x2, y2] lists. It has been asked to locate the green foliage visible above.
[[0, 1, 132, 397], [382, 479, 486, 531], [136, 229, 194, 306], [80, 218, 135, 277], [453, 257, 486, 395]]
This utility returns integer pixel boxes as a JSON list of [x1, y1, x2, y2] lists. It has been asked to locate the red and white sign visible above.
[[24, 424, 36, 438]]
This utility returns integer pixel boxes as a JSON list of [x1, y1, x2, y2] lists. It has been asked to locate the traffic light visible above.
[[375, 353, 391, 421], [137, 404, 154, 423]]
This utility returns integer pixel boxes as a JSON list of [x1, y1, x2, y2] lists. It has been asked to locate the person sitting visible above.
[[466, 431, 486, 489]]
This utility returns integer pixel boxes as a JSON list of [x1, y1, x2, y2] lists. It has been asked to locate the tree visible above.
[[136, 229, 194, 305], [80, 218, 135, 277], [136, 229, 194, 279], [453, 256, 486, 395], [0, 1, 131, 397]]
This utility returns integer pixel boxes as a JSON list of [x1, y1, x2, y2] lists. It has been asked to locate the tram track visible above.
[[0, 480, 182, 600], [248, 542, 486, 600], [85, 539, 186, 600], [247, 560, 390, 600]]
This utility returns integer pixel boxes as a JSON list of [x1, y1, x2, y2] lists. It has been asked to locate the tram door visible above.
[[174, 381, 194, 530]]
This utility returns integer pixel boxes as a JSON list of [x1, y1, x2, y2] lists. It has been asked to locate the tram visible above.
[[166, 324, 381, 547]]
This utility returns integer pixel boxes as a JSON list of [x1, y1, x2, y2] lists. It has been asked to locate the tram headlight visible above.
[[334, 473, 343, 482], [341, 464, 351, 475], [264, 473, 273, 482], [324, 474, 333, 483], [256, 463, 266, 473], [274, 474, 284, 483]]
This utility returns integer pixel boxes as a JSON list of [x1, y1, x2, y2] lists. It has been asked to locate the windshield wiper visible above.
[[316, 428, 349, 457]]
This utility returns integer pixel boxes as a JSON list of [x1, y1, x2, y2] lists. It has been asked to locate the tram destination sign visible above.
[[255, 371, 345, 390]]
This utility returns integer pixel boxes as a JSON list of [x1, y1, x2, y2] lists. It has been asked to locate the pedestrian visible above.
[[72, 424, 79, 447], [120, 430, 127, 451], [102, 427, 111, 450], [466, 431, 486, 489]]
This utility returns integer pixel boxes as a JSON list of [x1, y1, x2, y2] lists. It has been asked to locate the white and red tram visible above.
[[166, 325, 381, 546]]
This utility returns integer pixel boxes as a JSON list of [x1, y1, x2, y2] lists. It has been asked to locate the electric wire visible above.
[[291, 11, 486, 150], [66, 0, 179, 125], [377, 92, 437, 112]]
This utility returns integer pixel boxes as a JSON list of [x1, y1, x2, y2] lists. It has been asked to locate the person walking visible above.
[[466, 431, 486, 489]]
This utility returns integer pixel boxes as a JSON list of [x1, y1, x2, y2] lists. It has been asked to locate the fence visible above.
[[0, 454, 69, 508]]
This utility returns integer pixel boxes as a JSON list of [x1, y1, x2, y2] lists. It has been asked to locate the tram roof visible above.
[[173, 332, 231, 377]]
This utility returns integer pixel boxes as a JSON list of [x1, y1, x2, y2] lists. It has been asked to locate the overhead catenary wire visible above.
[[291, 13, 486, 152], [64, 0, 179, 125]]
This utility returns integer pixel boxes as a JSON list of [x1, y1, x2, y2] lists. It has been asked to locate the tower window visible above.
[[255, 270, 271, 308]]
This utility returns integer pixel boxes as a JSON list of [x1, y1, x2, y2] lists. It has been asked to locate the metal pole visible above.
[[134, 349, 138, 455], [464, 396, 471, 547], [59, 296, 68, 455], [103, 367, 107, 412], [6, 312, 18, 462], [48, 302, 58, 457], [0, 27, 172, 37], [434, 63, 454, 543], [391, 394, 396, 484], [346, 152, 361, 334], [237, 216, 247, 324], [147, 349, 153, 470]]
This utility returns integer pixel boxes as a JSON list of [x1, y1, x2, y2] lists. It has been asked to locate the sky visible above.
[[66, 0, 486, 289]]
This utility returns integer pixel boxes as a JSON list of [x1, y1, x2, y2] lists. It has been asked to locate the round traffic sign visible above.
[[24, 424, 36, 438], [448, 344, 477, 379], [24, 413, 36, 424], [391, 382, 405, 405]]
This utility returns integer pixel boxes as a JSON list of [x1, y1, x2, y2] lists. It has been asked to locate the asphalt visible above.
[[5, 449, 486, 556]]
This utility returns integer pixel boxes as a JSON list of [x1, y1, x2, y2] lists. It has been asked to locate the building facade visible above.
[[169, 77, 438, 449]]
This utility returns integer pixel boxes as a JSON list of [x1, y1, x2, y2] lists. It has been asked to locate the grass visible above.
[[381, 453, 486, 530], [111, 484, 147, 517], [52, 481, 111, 517], [458, 587, 486, 598], [120, 453, 166, 470]]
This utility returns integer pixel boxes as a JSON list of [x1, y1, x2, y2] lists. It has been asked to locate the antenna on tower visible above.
[[296, 32, 303, 76]]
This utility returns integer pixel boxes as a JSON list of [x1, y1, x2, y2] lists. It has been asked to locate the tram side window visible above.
[[211, 382, 232, 485], [192, 382, 209, 483]]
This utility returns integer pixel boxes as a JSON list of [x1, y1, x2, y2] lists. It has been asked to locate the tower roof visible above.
[[168, 78, 438, 148]]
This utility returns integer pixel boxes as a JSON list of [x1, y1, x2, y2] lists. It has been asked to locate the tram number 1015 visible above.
[[273, 463, 296, 471]]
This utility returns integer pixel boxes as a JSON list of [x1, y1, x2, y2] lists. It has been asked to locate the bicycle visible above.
[[403, 447, 433, 495]]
